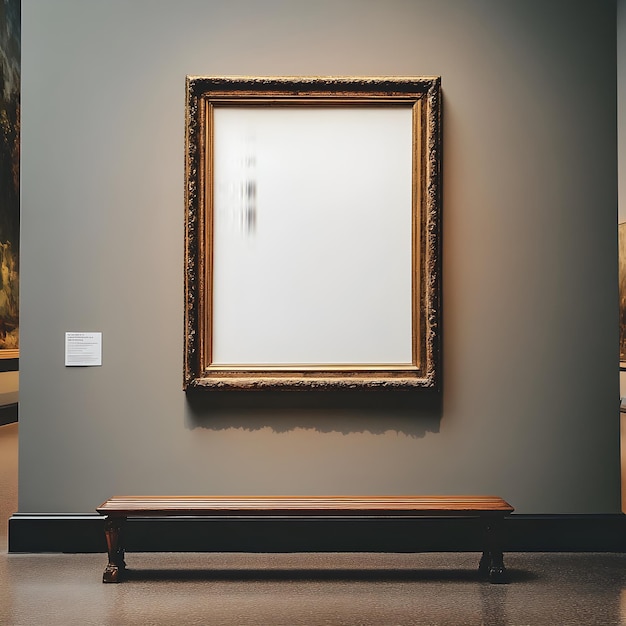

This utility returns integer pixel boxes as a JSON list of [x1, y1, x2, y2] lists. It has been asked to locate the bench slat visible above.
[[97, 495, 514, 516]]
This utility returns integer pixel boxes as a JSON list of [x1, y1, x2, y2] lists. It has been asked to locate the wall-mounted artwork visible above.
[[618, 222, 626, 369], [184, 76, 442, 390], [0, 0, 19, 359]]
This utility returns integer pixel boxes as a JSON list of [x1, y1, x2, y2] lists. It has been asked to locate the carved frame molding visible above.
[[184, 76, 442, 390]]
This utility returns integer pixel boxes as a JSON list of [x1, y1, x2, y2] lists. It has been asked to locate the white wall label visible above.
[[65, 332, 102, 366]]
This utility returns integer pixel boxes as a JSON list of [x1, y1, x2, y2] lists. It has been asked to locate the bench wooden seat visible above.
[[96, 495, 514, 584]]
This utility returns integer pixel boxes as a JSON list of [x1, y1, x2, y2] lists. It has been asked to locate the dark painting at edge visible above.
[[0, 0, 19, 359], [618, 223, 626, 368]]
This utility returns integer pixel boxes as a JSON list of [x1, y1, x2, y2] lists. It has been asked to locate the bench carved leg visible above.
[[479, 517, 508, 584], [103, 516, 126, 583]]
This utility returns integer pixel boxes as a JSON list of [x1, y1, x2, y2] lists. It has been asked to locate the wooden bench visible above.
[[96, 495, 514, 584]]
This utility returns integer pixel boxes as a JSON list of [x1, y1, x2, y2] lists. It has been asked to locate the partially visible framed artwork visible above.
[[184, 76, 442, 390], [618, 222, 626, 370], [0, 0, 19, 360]]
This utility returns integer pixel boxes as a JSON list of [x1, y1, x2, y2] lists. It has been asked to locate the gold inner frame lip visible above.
[[205, 364, 420, 372], [205, 98, 421, 369]]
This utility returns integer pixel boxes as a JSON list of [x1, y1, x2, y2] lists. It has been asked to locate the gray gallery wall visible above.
[[18, 0, 619, 515]]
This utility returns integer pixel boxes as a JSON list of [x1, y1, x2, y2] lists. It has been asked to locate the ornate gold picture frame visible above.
[[184, 76, 441, 390]]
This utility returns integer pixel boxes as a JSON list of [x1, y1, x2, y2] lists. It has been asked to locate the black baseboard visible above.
[[0, 358, 18, 373], [0, 402, 17, 426], [8, 513, 626, 553]]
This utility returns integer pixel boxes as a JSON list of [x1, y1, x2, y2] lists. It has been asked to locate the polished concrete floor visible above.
[[2, 551, 626, 625], [2, 423, 626, 625]]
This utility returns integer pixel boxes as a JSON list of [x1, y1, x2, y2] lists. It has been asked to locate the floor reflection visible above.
[[1, 552, 626, 626]]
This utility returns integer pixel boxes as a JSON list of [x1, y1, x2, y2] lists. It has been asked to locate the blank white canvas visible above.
[[211, 105, 414, 365]]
